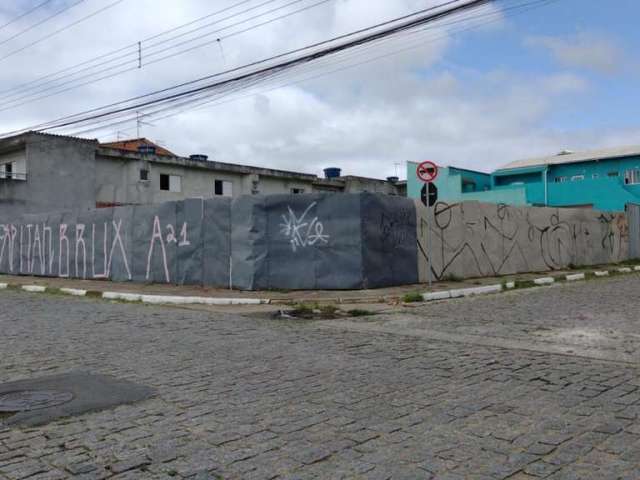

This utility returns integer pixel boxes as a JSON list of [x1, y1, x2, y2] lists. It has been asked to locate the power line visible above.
[[0, 0, 330, 111], [0, 0, 127, 63], [0, 0, 495, 136], [0, 0, 87, 48], [83, 0, 545, 137], [0, 0, 54, 32]]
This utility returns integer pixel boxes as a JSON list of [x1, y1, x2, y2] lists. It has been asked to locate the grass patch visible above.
[[347, 309, 373, 317], [513, 280, 536, 290], [402, 292, 424, 303]]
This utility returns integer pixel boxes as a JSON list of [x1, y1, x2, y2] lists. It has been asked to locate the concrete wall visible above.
[[0, 194, 418, 290], [0, 135, 98, 217], [416, 200, 629, 282]]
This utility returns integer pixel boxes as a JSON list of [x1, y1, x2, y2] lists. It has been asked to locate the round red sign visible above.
[[416, 161, 438, 183]]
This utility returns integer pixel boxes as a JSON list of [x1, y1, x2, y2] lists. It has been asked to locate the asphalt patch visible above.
[[0, 372, 155, 427]]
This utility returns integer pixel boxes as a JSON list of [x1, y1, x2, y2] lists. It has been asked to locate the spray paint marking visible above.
[[279, 202, 330, 253]]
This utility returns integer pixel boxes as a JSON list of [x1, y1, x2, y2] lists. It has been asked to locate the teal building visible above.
[[408, 145, 640, 212]]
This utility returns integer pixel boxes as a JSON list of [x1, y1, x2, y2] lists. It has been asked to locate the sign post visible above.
[[416, 161, 439, 288]]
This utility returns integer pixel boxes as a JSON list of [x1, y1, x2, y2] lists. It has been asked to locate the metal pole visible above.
[[427, 201, 432, 289]]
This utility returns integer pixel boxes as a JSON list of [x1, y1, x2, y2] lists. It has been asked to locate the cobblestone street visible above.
[[2, 277, 640, 479]]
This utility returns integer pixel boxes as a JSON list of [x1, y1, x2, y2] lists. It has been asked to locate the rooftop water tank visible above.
[[324, 167, 341, 179], [189, 154, 209, 162], [387, 176, 399, 183]]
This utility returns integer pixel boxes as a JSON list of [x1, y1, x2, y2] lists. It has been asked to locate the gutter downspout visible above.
[[544, 166, 549, 206]]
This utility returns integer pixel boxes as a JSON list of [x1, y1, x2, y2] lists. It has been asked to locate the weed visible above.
[[403, 292, 424, 303], [348, 309, 373, 317]]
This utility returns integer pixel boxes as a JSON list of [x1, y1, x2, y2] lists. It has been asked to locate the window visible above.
[[214, 180, 233, 197], [554, 176, 568, 183], [571, 175, 584, 181], [625, 169, 640, 185], [4, 162, 12, 178], [608, 171, 619, 177], [291, 188, 305, 194], [140, 169, 149, 181], [160, 174, 181, 192]]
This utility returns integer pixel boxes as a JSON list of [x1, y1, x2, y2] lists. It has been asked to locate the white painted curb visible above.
[[102, 291, 269, 305], [422, 291, 451, 301], [634, 266, 640, 272], [617, 267, 633, 273], [422, 284, 502, 302], [594, 271, 609, 277], [566, 273, 585, 281], [534, 277, 555, 285], [0, 283, 7, 289], [22, 285, 46, 292], [60, 288, 87, 296], [102, 291, 142, 302]]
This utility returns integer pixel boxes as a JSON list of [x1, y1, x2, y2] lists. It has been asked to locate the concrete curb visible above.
[[565, 273, 585, 282], [4, 263, 639, 307], [101, 291, 270, 305], [59, 288, 88, 296], [22, 285, 46, 293]]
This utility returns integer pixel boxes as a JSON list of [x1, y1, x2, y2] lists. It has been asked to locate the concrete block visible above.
[[422, 291, 451, 301], [634, 266, 640, 272], [22, 285, 46, 292], [617, 267, 632, 273], [565, 273, 585, 281], [102, 291, 141, 302], [0, 283, 7, 289], [594, 271, 609, 277], [533, 277, 555, 285], [60, 288, 87, 296], [505, 282, 515, 289]]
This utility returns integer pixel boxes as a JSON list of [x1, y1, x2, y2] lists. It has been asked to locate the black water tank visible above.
[[189, 154, 209, 162], [387, 176, 399, 183], [324, 167, 341, 179]]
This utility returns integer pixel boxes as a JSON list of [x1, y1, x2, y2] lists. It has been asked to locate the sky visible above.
[[0, 0, 637, 179]]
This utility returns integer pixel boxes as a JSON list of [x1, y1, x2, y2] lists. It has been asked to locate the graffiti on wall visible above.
[[416, 201, 629, 282], [279, 202, 330, 252], [0, 218, 194, 284]]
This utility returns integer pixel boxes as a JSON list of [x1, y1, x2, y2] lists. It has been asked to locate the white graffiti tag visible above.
[[279, 202, 330, 252]]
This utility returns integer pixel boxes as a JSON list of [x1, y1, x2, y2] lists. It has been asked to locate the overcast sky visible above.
[[0, 0, 638, 179]]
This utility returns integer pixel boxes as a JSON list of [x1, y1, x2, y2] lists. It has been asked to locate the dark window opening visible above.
[[291, 188, 305, 194], [160, 173, 170, 191], [140, 169, 149, 181], [214, 180, 223, 195], [5, 162, 12, 178], [608, 171, 619, 177]]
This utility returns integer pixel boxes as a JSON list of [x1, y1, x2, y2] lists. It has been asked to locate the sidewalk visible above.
[[2, 260, 638, 307]]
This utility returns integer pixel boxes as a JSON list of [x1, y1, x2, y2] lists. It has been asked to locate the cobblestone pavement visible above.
[[1, 278, 640, 479]]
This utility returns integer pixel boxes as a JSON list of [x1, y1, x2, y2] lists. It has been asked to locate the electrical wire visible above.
[[0, 0, 332, 111], [77, 0, 547, 137], [1, 0, 495, 136], [0, 0, 87, 48], [2, 0, 560, 141], [0, 0, 54, 32], [0, 0, 127, 63]]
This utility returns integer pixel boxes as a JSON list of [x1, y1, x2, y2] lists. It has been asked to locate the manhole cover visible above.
[[0, 390, 74, 412]]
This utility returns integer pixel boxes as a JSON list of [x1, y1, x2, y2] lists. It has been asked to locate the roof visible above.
[[498, 145, 640, 171], [99, 138, 176, 157]]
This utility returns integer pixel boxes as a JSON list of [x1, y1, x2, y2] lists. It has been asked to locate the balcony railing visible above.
[[0, 173, 27, 181]]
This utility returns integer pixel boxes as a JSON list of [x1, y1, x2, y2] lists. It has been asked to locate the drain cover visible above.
[[0, 390, 74, 412], [0, 372, 155, 427]]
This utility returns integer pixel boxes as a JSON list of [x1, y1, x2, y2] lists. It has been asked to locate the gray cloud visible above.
[[526, 31, 625, 75]]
